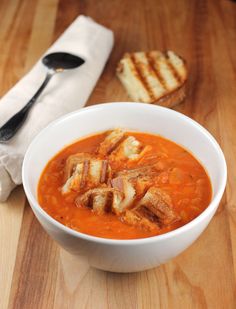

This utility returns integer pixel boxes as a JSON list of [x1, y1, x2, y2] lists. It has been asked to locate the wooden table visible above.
[[0, 0, 236, 308]]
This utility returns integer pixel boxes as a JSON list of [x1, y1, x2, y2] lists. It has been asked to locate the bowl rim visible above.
[[22, 102, 227, 246]]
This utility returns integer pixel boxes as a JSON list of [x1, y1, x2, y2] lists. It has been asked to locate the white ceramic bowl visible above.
[[22, 103, 227, 273]]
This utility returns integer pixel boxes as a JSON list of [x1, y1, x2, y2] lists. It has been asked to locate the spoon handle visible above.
[[0, 71, 54, 142]]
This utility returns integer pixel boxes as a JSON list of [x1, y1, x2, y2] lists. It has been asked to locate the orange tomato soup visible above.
[[38, 131, 212, 239]]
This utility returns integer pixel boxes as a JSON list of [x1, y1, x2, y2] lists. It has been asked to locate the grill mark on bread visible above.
[[148, 52, 170, 91], [135, 205, 160, 224], [146, 52, 168, 92], [87, 193, 93, 209], [80, 160, 89, 189], [165, 51, 182, 84], [99, 130, 126, 155], [105, 191, 113, 212], [108, 134, 127, 154], [101, 160, 112, 184], [100, 160, 108, 183], [130, 53, 155, 101]]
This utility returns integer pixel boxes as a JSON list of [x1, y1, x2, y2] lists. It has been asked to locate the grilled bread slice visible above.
[[116, 50, 187, 107]]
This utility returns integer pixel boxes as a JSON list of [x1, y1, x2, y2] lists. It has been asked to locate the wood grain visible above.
[[0, 0, 236, 308]]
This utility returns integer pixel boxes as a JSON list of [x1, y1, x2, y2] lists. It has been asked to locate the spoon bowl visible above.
[[42, 52, 85, 71]]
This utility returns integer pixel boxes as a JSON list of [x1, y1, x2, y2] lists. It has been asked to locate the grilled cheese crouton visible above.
[[98, 128, 125, 155], [98, 129, 152, 162], [110, 165, 160, 214], [109, 135, 151, 161], [117, 136, 142, 159], [116, 50, 187, 107], [75, 187, 124, 215], [111, 177, 136, 214], [135, 187, 180, 226], [62, 157, 111, 194], [62, 162, 84, 194], [122, 187, 180, 230], [64, 153, 92, 181]]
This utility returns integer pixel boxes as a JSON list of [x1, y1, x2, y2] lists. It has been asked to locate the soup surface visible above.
[[38, 130, 212, 239]]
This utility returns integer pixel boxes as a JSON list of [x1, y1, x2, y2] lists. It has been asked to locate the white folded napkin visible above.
[[0, 15, 114, 202]]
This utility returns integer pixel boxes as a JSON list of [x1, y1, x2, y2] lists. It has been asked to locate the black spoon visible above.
[[0, 52, 85, 142]]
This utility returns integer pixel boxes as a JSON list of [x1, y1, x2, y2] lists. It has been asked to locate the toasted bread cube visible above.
[[62, 163, 84, 194], [89, 160, 103, 184], [64, 153, 92, 181], [62, 157, 111, 194], [76, 188, 124, 215], [111, 177, 136, 214], [110, 136, 151, 161], [135, 187, 180, 226], [99, 128, 125, 155]]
